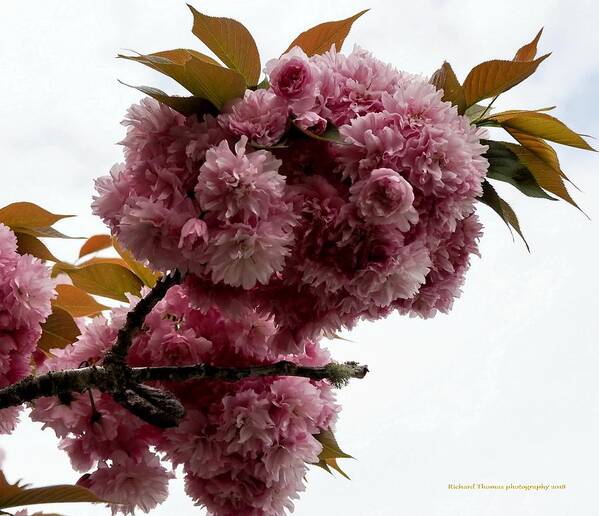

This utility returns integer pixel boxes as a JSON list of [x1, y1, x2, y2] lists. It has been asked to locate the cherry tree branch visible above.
[[0, 268, 368, 427], [0, 361, 368, 410]]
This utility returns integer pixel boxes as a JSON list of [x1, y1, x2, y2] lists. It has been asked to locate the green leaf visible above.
[[188, 5, 261, 85], [55, 262, 143, 302], [479, 180, 529, 250], [285, 10, 368, 56], [462, 54, 550, 108], [292, 121, 346, 144], [15, 232, 60, 262], [79, 234, 113, 259], [483, 140, 555, 200], [113, 238, 160, 288], [119, 50, 246, 110], [430, 61, 466, 114], [485, 110, 595, 151], [0, 202, 73, 230], [118, 81, 216, 117], [38, 307, 81, 352], [53, 284, 109, 318]]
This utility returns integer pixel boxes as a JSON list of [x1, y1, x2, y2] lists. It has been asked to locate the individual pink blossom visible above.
[[179, 218, 208, 251], [350, 168, 418, 230], [265, 47, 318, 113], [196, 137, 286, 222], [219, 89, 289, 146], [205, 222, 294, 289], [294, 111, 328, 134], [78, 452, 173, 515]]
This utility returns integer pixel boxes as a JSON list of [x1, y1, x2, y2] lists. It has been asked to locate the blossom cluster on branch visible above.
[[94, 46, 487, 356], [0, 5, 594, 516]]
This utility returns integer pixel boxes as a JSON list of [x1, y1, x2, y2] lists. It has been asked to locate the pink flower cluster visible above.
[[0, 223, 54, 433], [31, 285, 338, 515], [93, 46, 487, 351]]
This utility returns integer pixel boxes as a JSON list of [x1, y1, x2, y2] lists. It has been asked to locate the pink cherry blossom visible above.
[[350, 168, 419, 230], [219, 89, 289, 147]]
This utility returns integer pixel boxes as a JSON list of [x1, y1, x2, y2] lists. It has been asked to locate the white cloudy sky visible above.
[[1, 1, 598, 515]]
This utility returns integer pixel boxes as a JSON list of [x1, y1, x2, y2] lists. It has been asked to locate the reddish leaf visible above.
[[514, 28, 543, 61], [53, 284, 109, 318], [285, 10, 368, 56], [79, 234, 112, 259]]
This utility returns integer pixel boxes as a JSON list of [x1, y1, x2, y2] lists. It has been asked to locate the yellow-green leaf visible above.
[[53, 284, 109, 318], [430, 61, 466, 114], [188, 5, 261, 85], [38, 307, 81, 352], [514, 28, 543, 62], [55, 263, 143, 302], [0, 483, 106, 509], [15, 232, 60, 262], [120, 50, 246, 110], [79, 234, 113, 259], [487, 110, 595, 151], [502, 141, 580, 209], [285, 10, 368, 56], [506, 128, 578, 188], [0, 202, 73, 230], [463, 54, 550, 108], [113, 238, 160, 288], [313, 429, 352, 479], [479, 180, 529, 250], [315, 429, 352, 460]]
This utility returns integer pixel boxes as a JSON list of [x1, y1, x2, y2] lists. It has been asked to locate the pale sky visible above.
[[1, 1, 598, 515]]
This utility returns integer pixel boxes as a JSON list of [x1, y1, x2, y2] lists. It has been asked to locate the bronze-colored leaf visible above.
[[55, 262, 143, 302], [514, 28, 543, 61], [38, 307, 81, 352], [14, 226, 80, 239], [479, 180, 529, 250], [487, 110, 595, 151], [462, 54, 550, 108], [188, 5, 261, 85], [118, 81, 216, 117], [113, 238, 160, 288], [53, 284, 109, 318], [285, 10, 368, 56], [120, 50, 246, 110], [79, 234, 112, 259], [15, 232, 60, 262], [0, 202, 73, 230], [430, 61, 466, 114]]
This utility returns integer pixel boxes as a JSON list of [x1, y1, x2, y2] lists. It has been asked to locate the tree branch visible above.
[[103, 269, 182, 366], [0, 361, 368, 409], [0, 268, 369, 428]]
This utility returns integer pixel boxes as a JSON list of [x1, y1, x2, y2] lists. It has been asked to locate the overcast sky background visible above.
[[1, 1, 598, 515]]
